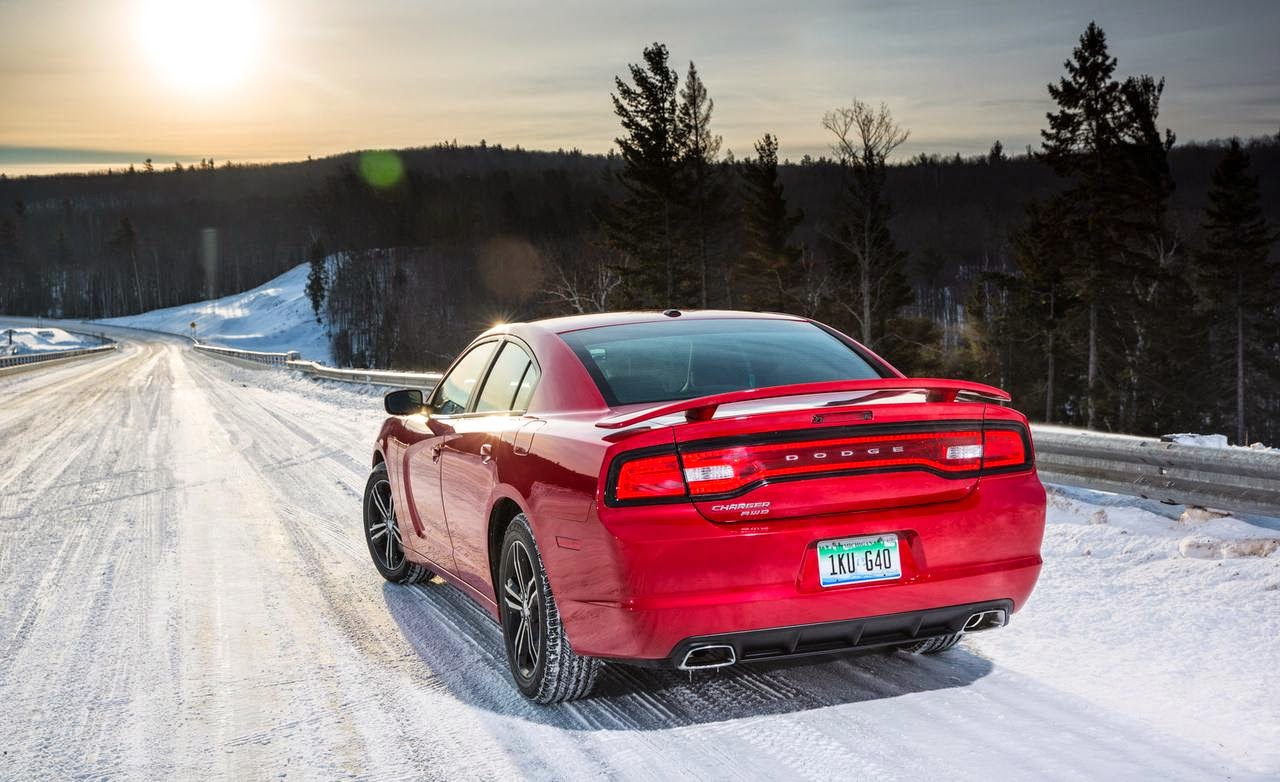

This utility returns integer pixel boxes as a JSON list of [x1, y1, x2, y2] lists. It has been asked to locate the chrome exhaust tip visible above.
[[963, 609, 1008, 632], [678, 644, 737, 671]]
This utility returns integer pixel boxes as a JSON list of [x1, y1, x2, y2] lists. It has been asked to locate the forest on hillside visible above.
[[1, 23, 1277, 443]]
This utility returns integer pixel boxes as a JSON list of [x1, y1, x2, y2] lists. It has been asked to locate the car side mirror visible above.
[[385, 389, 429, 416]]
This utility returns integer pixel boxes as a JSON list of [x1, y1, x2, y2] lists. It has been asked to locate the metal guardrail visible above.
[[0, 343, 119, 372], [285, 359, 442, 388], [190, 342, 440, 388], [193, 342, 299, 366], [1031, 425, 1280, 516]]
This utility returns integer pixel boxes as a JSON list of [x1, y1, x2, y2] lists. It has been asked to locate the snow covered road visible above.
[[2, 328, 1276, 780]]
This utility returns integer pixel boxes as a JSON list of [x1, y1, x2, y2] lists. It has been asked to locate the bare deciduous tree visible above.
[[820, 100, 911, 346], [543, 255, 623, 314], [822, 100, 910, 171], [787, 247, 834, 318]]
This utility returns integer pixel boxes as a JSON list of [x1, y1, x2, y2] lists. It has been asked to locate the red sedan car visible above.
[[365, 311, 1045, 702]]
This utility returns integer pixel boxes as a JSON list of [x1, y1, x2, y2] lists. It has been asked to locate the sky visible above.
[[1, 0, 1278, 176]]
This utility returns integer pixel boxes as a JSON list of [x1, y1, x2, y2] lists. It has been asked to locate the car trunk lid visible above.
[[670, 390, 992, 521]]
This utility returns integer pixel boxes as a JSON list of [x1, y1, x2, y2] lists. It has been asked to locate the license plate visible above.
[[817, 533, 901, 587]]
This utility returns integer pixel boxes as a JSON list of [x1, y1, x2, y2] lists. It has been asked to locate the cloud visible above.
[[0, 146, 180, 165]]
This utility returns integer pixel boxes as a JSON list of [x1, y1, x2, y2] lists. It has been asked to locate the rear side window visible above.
[[560, 319, 883, 406], [475, 342, 538, 413], [512, 361, 540, 411], [432, 341, 497, 415]]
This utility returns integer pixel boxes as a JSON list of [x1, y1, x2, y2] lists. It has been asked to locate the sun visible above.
[[138, 0, 261, 89]]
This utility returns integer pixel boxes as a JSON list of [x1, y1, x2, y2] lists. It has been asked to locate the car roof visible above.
[[489, 309, 807, 338]]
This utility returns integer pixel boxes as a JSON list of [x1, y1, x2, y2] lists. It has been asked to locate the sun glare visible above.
[[138, 0, 261, 89]]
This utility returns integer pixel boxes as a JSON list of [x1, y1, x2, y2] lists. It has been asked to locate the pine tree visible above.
[[305, 238, 328, 323], [109, 217, 143, 313], [676, 61, 729, 308], [738, 133, 803, 310], [1007, 198, 1078, 421], [606, 43, 689, 307], [1113, 74, 1198, 433], [1195, 139, 1278, 444], [1040, 21, 1129, 429]]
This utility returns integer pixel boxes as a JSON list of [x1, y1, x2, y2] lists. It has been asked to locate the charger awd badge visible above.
[[709, 501, 771, 517]]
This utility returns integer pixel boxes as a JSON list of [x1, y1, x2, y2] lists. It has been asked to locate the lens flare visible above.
[[359, 150, 405, 189]]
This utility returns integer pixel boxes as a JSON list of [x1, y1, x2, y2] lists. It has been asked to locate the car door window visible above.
[[432, 342, 497, 415], [475, 342, 538, 413], [511, 361, 540, 412]]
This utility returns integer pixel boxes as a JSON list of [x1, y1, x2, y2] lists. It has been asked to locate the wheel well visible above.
[[372, 450, 385, 468], [488, 497, 523, 589]]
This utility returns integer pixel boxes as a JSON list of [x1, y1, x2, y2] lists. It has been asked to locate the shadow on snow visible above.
[[382, 578, 993, 731]]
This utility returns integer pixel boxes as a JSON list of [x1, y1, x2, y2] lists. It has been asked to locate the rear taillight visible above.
[[982, 427, 1030, 470], [606, 425, 1031, 505], [612, 453, 686, 502]]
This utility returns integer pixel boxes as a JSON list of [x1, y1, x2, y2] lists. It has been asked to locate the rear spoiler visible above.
[[595, 378, 1010, 430]]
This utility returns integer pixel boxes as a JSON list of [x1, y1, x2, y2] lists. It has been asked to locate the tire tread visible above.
[[905, 632, 964, 655]]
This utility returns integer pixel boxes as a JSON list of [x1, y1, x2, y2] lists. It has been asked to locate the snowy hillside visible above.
[[99, 263, 331, 362], [1, 325, 102, 355]]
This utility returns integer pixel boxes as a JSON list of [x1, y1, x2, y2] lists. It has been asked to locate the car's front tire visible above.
[[499, 514, 599, 703], [363, 463, 432, 584]]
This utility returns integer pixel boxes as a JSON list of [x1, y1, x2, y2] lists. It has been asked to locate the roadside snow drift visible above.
[[968, 486, 1280, 773], [99, 263, 331, 362], [1, 325, 101, 355]]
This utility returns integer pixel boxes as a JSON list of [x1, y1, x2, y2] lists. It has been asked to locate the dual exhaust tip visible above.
[[678, 644, 737, 671], [962, 609, 1007, 632], [677, 609, 1008, 671]]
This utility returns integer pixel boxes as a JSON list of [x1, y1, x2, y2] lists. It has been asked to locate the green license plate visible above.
[[817, 533, 902, 587]]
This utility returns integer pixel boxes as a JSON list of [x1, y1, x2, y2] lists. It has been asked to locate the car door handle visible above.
[[479, 443, 493, 464], [431, 445, 443, 462]]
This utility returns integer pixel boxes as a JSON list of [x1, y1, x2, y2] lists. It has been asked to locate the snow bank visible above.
[[968, 484, 1280, 773], [98, 264, 331, 362], [1165, 432, 1231, 448], [1, 326, 100, 356], [1165, 432, 1275, 451]]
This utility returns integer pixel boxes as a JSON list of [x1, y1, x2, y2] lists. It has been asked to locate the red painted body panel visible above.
[[373, 312, 1046, 662]]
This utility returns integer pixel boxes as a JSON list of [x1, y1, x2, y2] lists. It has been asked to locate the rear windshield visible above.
[[560, 318, 884, 406]]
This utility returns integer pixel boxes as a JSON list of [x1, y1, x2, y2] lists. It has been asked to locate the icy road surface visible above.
[[2, 327, 1277, 780]]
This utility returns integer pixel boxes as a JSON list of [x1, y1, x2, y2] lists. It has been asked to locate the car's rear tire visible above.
[[363, 463, 432, 584], [904, 632, 964, 655], [499, 514, 599, 703]]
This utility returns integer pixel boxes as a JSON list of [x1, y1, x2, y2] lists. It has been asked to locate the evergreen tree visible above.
[[1113, 74, 1199, 432], [109, 217, 143, 313], [606, 43, 689, 307], [676, 62, 729, 308], [1195, 139, 1278, 444], [305, 238, 328, 323], [1003, 198, 1078, 421], [738, 133, 803, 310], [1040, 21, 1128, 429]]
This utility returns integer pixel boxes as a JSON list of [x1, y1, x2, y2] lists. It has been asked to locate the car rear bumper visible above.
[[654, 598, 1013, 669], [552, 472, 1046, 661], [562, 558, 1039, 661]]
